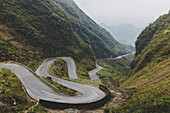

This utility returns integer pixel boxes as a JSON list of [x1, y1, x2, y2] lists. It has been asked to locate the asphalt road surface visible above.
[[99, 51, 135, 61], [0, 53, 134, 104], [0, 58, 105, 104], [88, 63, 103, 80], [88, 52, 135, 79]]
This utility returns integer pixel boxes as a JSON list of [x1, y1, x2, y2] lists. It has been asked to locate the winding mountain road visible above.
[[61, 57, 78, 79], [89, 63, 103, 80], [0, 58, 105, 104], [35, 57, 105, 103], [0, 52, 134, 106], [89, 52, 135, 79], [98, 51, 135, 61]]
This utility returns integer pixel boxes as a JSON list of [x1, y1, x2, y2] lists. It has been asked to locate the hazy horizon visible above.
[[73, 0, 170, 27]]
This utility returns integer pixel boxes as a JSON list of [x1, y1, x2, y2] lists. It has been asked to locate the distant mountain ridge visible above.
[[100, 23, 143, 46]]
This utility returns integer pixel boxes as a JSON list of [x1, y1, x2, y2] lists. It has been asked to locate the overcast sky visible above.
[[73, 0, 170, 27]]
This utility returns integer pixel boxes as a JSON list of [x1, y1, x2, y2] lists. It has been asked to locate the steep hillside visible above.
[[0, 0, 131, 77], [59, 0, 131, 57], [131, 12, 170, 73], [0, 25, 42, 69], [0, 68, 34, 112], [0, 67, 47, 113], [108, 12, 170, 113], [123, 11, 170, 95]]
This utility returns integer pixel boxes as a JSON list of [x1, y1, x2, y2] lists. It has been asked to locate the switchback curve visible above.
[[0, 57, 105, 105]]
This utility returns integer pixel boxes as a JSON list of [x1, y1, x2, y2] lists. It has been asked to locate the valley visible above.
[[0, 0, 169, 113]]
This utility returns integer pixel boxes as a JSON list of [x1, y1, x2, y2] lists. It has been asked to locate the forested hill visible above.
[[0, 0, 131, 76], [112, 11, 170, 113]]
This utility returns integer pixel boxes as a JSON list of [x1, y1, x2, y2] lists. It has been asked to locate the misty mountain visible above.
[[100, 23, 143, 46]]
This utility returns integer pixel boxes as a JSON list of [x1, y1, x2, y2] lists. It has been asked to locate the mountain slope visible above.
[[0, 68, 36, 112], [109, 12, 170, 113], [123, 11, 170, 95], [131, 12, 170, 73], [59, 0, 131, 57], [0, 0, 131, 77]]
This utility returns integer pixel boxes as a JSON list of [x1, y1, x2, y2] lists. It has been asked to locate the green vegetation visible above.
[[43, 77, 79, 96], [27, 104, 48, 113], [104, 12, 170, 113], [74, 79, 102, 88], [106, 86, 170, 113], [0, 68, 35, 113], [0, 25, 42, 70], [49, 58, 69, 78], [97, 54, 135, 85], [0, 0, 132, 78], [123, 12, 170, 90]]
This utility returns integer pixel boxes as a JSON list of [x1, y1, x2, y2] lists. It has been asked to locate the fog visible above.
[[73, 0, 170, 27]]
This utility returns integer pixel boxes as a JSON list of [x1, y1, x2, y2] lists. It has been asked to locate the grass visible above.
[[96, 54, 134, 85], [0, 0, 132, 79], [74, 79, 102, 88], [48, 58, 101, 93], [104, 12, 170, 113], [121, 58, 170, 95], [110, 59, 170, 113], [0, 66, 79, 113], [106, 86, 170, 113], [42, 77, 79, 96], [49, 58, 69, 78], [0, 25, 43, 71], [0, 68, 35, 113], [27, 104, 48, 113]]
